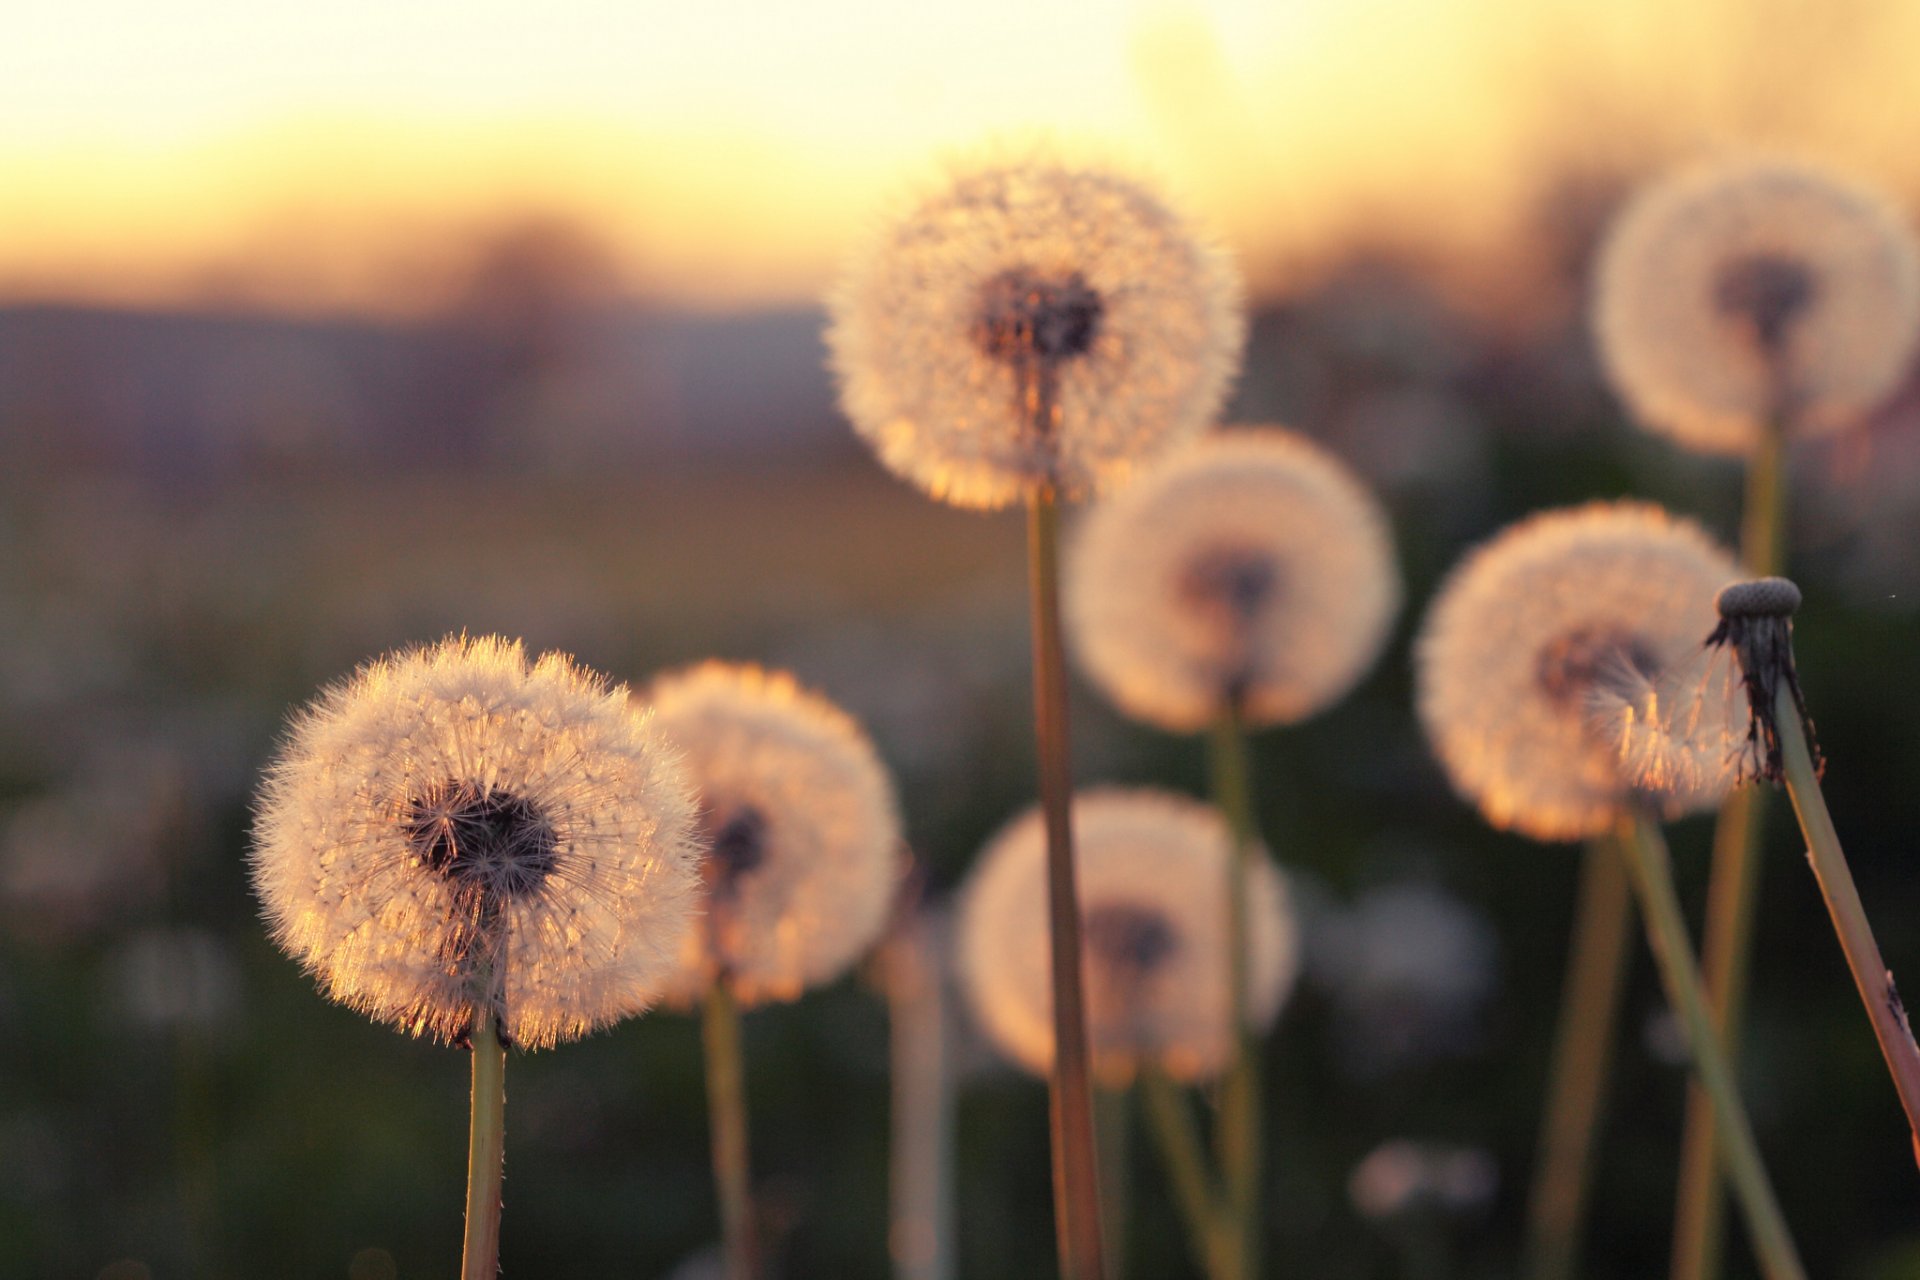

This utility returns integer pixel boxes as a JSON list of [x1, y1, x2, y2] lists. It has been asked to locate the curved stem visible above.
[[1523, 836, 1634, 1280], [1673, 414, 1785, 1280], [703, 982, 756, 1280], [1616, 813, 1805, 1280], [461, 1013, 507, 1280], [1208, 705, 1261, 1279], [1772, 681, 1920, 1147], [1139, 1069, 1236, 1280], [1027, 483, 1107, 1280]]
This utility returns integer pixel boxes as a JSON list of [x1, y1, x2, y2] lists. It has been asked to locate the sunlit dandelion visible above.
[[827, 147, 1245, 509], [956, 788, 1296, 1085], [251, 635, 703, 1050], [645, 661, 904, 1006], [1594, 155, 1920, 455], [1065, 427, 1400, 731], [1416, 502, 1741, 841]]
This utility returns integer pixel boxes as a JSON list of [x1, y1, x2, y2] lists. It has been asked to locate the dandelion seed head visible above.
[[1066, 429, 1400, 731], [955, 787, 1297, 1085], [646, 661, 903, 1008], [827, 146, 1245, 510], [1594, 155, 1920, 454], [1416, 502, 1740, 841], [250, 635, 704, 1050]]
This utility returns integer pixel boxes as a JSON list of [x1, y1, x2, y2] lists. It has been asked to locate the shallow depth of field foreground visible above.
[[10, 3, 1920, 1279]]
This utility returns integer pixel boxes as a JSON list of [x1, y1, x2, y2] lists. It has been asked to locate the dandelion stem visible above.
[[460, 1012, 507, 1280], [1615, 811, 1806, 1280], [1096, 1086, 1133, 1278], [703, 981, 757, 1280], [1523, 836, 1634, 1280], [1139, 1068, 1236, 1280], [1770, 679, 1920, 1150], [1027, 480, 1108, 1280], [1208, 702, 1262, 1279], [1673, 415, 1785, 1280]]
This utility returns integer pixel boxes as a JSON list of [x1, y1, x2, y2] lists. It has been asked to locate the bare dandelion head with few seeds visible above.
[[1594, 155, 1920, 455], [1066, 427, 1401, 732], [645, 661, 903, 1008], [1416, 502, 1742, 842], [956, 787, 1297, 1085], [827, 147, 1246, 510], [250, 635, 704, 1050]]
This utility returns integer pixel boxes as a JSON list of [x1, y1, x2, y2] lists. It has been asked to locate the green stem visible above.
[[1615, 813, 1806, 1280], [1208, 704, 1261, 1280], [1139, 1069, 1236, 1280], [1027, 483, 1108, 1280], [1673, 415, 1785, 1280], [461, 1013, 507, 1280], [1772, 681, 1920, 1146], [703, 981, 756, 1280], [1096, 1086, 1133, 1279], [1523, 836, 1634, 1280]]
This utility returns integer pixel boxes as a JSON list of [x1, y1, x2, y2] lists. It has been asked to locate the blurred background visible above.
[[8, 0, 1920, 1275]]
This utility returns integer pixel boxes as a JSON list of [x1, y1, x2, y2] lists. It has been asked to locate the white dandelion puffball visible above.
[[1066, 427, 1401, 731], [251, 636, 703, 1050], [646, 661, 902, 1008], [827, 149, 1245, 510], [1594, 155, 1920, 455], [1416, 502, 1741, 842], [956, 788, 1297, 1085]]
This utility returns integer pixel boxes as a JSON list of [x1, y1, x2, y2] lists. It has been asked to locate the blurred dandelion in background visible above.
[[1416, 501, 1740, 841], [1594, 155, 1920, 455], [1348, 1139, 1499, 1222], [644, 660, 903, 1007], [250, 634, 703, 1049], [826, 148, 1244, 510], [1065, 426, 1400, 732], [955, 787, 1297, 1085]]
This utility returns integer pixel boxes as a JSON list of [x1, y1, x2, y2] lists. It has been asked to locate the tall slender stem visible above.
[[1096, 1087, 1133, 1279], [1027, 481, 1108, 1280], [1673, 415, 1785, 1280], [703, 981, 756, 1280], [1208, 704, 1261, 1279], [1523, 836, 1634, 1280], [461, 1013, 507, 1280], [1139, 1068, 1236, 1280], [887, 911, 956, 1280], [1771, 681, 1920, 1146], [1615, 813, 1806, 1280]]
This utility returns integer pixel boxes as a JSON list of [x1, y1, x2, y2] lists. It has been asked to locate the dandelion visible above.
[[1066, 427, 1400, 732], [828, 143, 1244, 1280], [956, 787, 1296, 1084], [1416, 501, 1741, 843], [827, 148, 1244, 511], [1594, 155, 1920, 457], [251, 635, 702, 1280]]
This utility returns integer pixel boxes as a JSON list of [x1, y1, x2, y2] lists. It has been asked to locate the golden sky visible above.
[[5, 0, 1919, 315]]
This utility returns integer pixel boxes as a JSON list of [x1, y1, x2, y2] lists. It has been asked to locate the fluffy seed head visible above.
[[1594, 155, 1920, 455], [1066, 428, 1401, 731], [250, 635, 703, 1050], [1416, 503, 1741, 841], [827, 147, 1246, 510], [955, 787, 1297, 1085], [645, 661, 903, 1007]]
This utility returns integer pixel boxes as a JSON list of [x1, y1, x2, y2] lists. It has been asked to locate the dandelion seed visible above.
[[956, 788, 1297, 1085], [827, 147, 1245, 509], [1416, 502, 1741, 841], [251, 635, 703, 1050], [646, 661, 903, 1007], [1594, 155, 1920, 455], [1065, 428, 1400, 731]]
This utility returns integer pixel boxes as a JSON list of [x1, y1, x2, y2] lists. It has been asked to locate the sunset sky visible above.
[[5, 0, 1919, 315]]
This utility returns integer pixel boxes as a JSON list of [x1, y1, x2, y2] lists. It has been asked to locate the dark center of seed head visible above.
[[1085, 902, 1179, 978], [1178, 545, 1281, 627], [702, 804, 768, 896], [1714, 253, 1817, 353], [1535, 626, 1662, 709], [972, 269, 1104, 365], [402, 780, 558, 900]]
